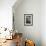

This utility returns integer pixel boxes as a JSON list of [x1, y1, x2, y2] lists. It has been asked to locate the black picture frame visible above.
[[24, 14, 33, 26]]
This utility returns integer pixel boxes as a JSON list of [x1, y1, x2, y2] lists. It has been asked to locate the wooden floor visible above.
[[0, 33, 23, 46], [0, 39, 16, 46]]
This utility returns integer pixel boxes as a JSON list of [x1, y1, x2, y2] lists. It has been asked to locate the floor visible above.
[[0, 39, 24, 46], [0, 39, 16, 46], [0, 33, 23, 46]]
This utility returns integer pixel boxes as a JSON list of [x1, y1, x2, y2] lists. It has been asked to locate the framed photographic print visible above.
[[24, 14, 33, 26]]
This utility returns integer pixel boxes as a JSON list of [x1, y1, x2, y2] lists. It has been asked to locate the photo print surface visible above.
[[24, 14, 33, 26]]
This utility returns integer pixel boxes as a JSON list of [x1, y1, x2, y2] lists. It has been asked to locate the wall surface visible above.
[[0, 0, 16, 30], [13, 0, 42, 46], [41, 0, 46, 46]]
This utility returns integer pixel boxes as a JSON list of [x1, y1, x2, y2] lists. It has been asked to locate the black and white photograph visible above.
[[24, 14, 33, 26]]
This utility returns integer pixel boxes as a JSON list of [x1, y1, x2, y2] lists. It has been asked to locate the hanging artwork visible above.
[[24, 14, 33, 26]]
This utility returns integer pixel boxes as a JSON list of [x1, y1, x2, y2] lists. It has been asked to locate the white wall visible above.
[[13, 0, 42, 46], [0, 0, 16, 30], [41, 0, 46, 46]]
